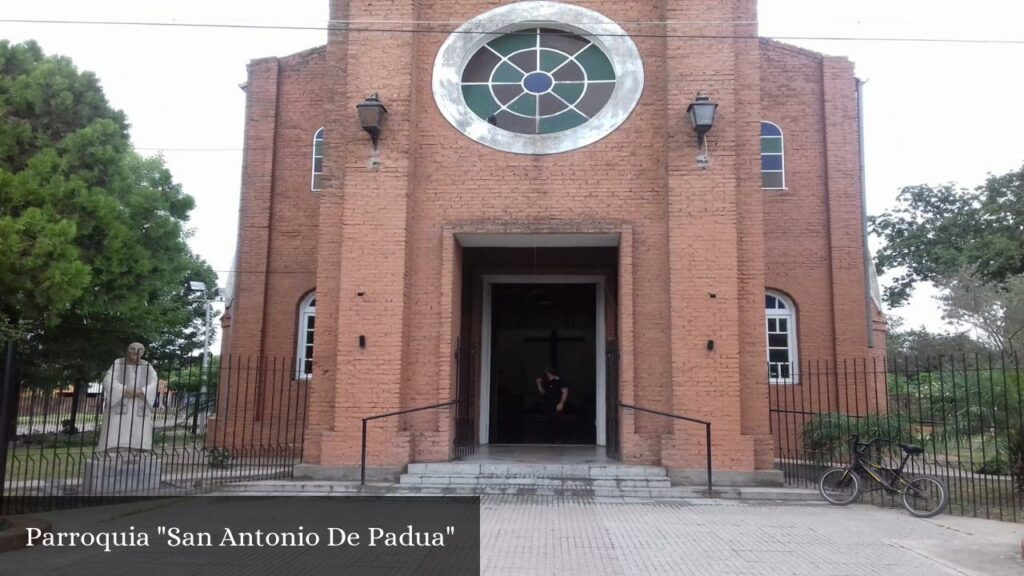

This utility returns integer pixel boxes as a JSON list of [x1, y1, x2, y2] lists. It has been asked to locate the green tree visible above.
[[0, 40, 216, 397], [870, 164, 1024, 307], [885, 320, 992, 375], [937, 270, 1024, 355], [165, 355, 220, 394]]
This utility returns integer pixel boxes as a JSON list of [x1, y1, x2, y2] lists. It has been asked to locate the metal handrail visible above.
[[360, 399, 458, 485], [618, 402, 713, 492]]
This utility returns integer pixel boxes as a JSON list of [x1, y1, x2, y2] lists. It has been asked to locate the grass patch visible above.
[[16, 414, 99, 428], [5, 427, 208, 482], [4, 445, 98, 482]]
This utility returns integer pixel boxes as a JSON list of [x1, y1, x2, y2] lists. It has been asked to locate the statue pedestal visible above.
[[82, 452, 162, 495]]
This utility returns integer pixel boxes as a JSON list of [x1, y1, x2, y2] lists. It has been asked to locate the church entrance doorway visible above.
[[480, 275, 606, 446]]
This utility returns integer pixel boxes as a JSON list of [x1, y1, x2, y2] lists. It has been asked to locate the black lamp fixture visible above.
[[356, 93, 388, 149], [686, 91, 718, 147]]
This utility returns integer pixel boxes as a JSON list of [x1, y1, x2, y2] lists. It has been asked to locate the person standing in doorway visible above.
[[536, 367, 568, 443]]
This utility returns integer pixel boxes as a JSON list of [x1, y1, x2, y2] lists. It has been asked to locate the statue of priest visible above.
[[97, 342, 159, 452]]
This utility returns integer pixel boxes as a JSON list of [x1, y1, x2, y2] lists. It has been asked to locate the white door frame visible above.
[[480, 274, 607, 446]]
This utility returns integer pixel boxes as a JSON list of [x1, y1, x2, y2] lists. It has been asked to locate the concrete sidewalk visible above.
[[4, 496, 1021, 575]]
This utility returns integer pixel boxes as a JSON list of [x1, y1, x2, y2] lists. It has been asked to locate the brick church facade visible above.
[[220, 0, 886, 481]]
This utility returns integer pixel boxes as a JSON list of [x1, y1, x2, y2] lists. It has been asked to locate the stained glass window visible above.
[[761, 122, 785, 189], [311, 128, 325, 192], [461, 28, 617, 135]]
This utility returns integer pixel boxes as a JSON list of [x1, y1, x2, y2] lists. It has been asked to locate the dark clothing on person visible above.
[[540, 376, 568, 442], [542, 377, 567, 411]]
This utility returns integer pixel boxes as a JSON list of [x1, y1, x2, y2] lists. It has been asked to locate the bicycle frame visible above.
[[847, 437, 914, 495], [820, 436, 948, 517]]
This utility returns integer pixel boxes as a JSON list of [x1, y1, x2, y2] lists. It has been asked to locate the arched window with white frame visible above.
[[766, 291, 798, 382], [761, 121, 785, 189], [311, 127, 325, 191], [296, 292, 316, 379]]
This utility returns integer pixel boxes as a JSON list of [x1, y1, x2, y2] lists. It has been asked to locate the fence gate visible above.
[[1, 352, 308, 515]]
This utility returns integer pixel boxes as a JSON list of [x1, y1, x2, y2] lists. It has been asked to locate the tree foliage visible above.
[[885, 320, 992, 374], [870, 164, 1024, 307], [164, 355, 220, 394], [0, 40, 216, 383], [937, 270, 1024, 356]]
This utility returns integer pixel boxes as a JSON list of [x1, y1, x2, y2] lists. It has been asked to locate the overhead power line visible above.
[[137, 147, 247, 153], [1, 17, 1023, 46]]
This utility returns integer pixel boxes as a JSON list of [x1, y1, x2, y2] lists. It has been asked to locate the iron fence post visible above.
[[360, 418, 368, 486], [706, 423, 713, 492], [0, 341, 17, 512]]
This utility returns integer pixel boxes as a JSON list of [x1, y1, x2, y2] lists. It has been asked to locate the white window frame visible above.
[[766, 290, 799, 384], [311, 127, 325, 192], [761, 121, 786, 190], [295, 292, 316, 379]]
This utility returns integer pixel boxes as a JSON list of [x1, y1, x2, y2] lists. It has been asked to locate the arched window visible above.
[[311, 128, 325, 191], [296, 292, 316, 378], [761, 121, 785, 189], [766, 291, 798, 382]]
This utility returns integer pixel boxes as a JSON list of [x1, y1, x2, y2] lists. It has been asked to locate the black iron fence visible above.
[[0, 352, 308, 515], [769, 354, 1024, 523], [454, 340, 476, 461]]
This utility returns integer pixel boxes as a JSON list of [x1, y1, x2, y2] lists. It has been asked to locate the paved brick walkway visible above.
[[480, 496, 1023, 576], [5, 494, 1021, 575]]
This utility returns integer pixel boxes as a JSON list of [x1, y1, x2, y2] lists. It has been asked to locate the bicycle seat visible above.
[[898, 442, 923, 455]]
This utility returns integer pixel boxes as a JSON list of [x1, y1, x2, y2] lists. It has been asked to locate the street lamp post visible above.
[[201, 297, 213, 395], [186, 281, 223, 432]]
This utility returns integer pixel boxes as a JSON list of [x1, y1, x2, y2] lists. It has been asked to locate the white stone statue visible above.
[[97, 342, 158, 452]]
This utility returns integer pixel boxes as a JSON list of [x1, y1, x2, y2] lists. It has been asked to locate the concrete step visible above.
[[405, 462, 668, 479], [214, 480, 822, 502], [398, 475, 672, 488]]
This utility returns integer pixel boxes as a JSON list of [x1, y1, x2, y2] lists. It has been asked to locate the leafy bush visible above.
[[974, 457, 1010, 475], [887, 364, 1024, 492], [1009, 426, 1024, 493], [207, 448, 232, 469], [801, 412, 915, 462]]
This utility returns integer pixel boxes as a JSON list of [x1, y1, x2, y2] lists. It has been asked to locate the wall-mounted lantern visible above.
[[356, 93, 388, 149], [686, 91, 718, 146]]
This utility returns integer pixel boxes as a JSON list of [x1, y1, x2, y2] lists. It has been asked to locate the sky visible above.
[[1, 0, 1023, 347]]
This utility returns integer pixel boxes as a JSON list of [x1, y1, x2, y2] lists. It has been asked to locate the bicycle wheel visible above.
[[819, 467, 860, 505], [902, 475, 948, 518]]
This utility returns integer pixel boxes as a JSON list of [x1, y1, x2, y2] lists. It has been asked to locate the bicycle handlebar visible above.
[[850, 435, 887, 454]]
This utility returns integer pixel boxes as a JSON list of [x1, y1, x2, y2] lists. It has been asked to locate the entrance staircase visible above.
[[397, 461, 673, 497], [217, 460, 817, 501], [217, 444, 816, 500]]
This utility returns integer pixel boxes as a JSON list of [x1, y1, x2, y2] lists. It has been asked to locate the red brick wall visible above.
[[760, 40, 886, 434], [219, 48, 324, 444], [224, 1, 884, 473]]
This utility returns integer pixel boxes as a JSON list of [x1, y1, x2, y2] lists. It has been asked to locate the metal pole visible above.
[[202, 301, 212, 396], [190, 300, 213, 436], [0, 341, 18, 512], [705, 423, 713, 492], [360, 418, 368, 486]]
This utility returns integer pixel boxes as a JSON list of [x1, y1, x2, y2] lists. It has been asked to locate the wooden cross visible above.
[[525, 329, 585, 368]]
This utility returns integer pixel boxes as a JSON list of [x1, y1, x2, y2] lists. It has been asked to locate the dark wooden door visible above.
[[489, 283, 596, 444]]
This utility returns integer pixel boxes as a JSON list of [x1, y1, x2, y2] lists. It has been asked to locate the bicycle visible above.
[[818, 435, 949, 518]]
